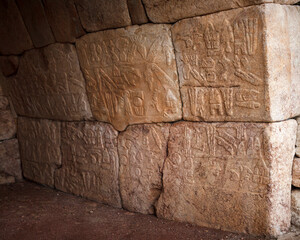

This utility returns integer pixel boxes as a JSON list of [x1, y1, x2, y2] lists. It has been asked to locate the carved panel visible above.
[[156, 120, 297, 236], [118, 123, 170, 214], [76, 24, 182, 131], [55, 122, 121, 208], [18, 117, 61, 187], [7, 43, 92, 121]]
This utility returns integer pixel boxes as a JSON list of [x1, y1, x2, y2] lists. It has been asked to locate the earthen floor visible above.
[[0, 181, 275, 240]]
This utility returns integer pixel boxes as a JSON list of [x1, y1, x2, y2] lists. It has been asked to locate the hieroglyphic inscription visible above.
[[7, 43, 92, 121], [156, 120, 297, 236], [18, 117, 61, 187], [76, 24, 182, 131], [118, 124, 170, 214], [55, 122, 121, 207], [172, 6, 266, 121]]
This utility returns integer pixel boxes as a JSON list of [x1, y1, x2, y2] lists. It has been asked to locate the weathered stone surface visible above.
[[293, 158, 300, 187], [0, 110, 16, 140], [118, 123, 170, 214], [292, 190, 300, 227], [0, 56, 19, 77], [7, 43, 92, 121], [127, 0, 148, 25], [172, 4, 300, 122], [44, 0, 85, 43], [77, 24, 182, 131], [55, 121, 121, 208], [142, 0, 300, 23], [156, 120, 297, 236], [0, 0, 33, 55], [16, 0, 55, 48], [0, 139, 22, 180], [0, 172, 15, 185], [18, 117, 61, 187], [74, 0, 131, 32], [296, 118, 300, 157]]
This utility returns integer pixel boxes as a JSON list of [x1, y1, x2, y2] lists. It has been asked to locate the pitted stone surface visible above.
[[55, 122, 121, 208], [118, 123, 170, 214], [74, 0, 131, 32], [156, 120, 297, 236], [77, 24, 182, 131], [18, 117, 61, 187], [171, 4, 300, 122], [7, 43, 92, 121], [142, 0, 300, 23]]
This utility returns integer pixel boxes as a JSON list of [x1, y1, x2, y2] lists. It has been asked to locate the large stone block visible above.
[[43, 0, 85, 43], [118, 123, 170, 214], [0, 0, 33, 55], [76, 24, 182, 131], [171, 4, 300, 122], [18, 117, 61, 187], [74, 0, 131, 32], [16, 0, 55, 48], [156, 120, 297, 236], [142, 0, 300, 23], [0, 138, 22, 180], [7, 43, 92, 121], [55, 122, 121, 208]]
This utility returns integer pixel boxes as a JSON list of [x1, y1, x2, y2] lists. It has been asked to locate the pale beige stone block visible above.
[[76, 24, 182, 131], [55, 122, 121, 208], [156, 120, 297, 236], [171, 4, 300, 122], [118, 123, 170, 214], [7, 43, 92, 121]]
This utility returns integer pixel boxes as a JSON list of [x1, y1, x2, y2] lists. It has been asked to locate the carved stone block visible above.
[[7, 43, 92, 121], [293, 158, 300, 188], [156, 120, 297, 236], [44, 0, 85, 43], [127, 0, 148, 25], [55, 122, 121, 208], [142, 0, 300, 23], [18, 117, 61, 187], [118, 123, 170, 214], [172, 4, 300, 122], [76, 24, 182, 131], [74, 0, 131, 32]]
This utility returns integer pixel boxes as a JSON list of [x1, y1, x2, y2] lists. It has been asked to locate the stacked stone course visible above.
[[1, 0, 300, 237]]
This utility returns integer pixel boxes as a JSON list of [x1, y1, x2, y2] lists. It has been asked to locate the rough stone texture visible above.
[[55, 121, 121, 208], [0, 110, 16, 141], [127, 0, 148, 25], [18, 117, 61, 187], [43, 0, 85, 43], [0, 56, 19, 77], [7, 43, 92, 121], [74, 0, 131, 32], [16, 0, 55, 48], [292, 190, 300, 227], [0, 0, 33, 55], [171, 4, 300, 122], [296, 117, 300, 157], [293, 158, 300, 187], [76, 24, 182, 131], [0, 173, 15, 185], [142, 0, 300, 23], [0, 139, 22, 180], [156, 120, 297, 237], [118, 123, 170, 214]]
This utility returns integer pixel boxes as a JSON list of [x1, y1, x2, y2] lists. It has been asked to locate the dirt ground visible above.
[[0, 181, 272, 240]]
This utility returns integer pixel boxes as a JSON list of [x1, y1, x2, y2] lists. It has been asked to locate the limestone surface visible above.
[[293, 158, 300, 188], [44, 0, 85, 43], [55, 122, 121, 208], [18, 117, 61, 187], [156, 120, 297, 236], [292, 190, 300, 227], [76, 24, 182, 131], [127, 0, 148, 25], [7, 43, 92, 121], [142, 0, 300, 23], [74, 0, 131, 32], [172, 4, 300, 122], [118, 124, 170, 214], [0, 0, 33, 55]]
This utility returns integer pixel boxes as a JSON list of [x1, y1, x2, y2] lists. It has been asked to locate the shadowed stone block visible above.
[[156, 120, 297, 236], [0, 56, 19, 77], [293, 158, 300, 187], [127, 0, 148, 25]]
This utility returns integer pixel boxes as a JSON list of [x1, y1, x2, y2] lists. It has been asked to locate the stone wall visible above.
[[0, 0, 300, 237]]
